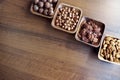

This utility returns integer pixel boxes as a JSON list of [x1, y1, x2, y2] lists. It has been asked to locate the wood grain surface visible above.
[[0, 0, 120, 80]]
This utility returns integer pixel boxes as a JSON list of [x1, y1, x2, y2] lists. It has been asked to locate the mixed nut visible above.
[[32, 0, 58, 17], [99, 36, 120, 63], [77, 18, 104, 46], [54, 4, 81, 32]]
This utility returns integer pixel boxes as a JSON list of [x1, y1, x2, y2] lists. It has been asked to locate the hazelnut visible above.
[[44, 9, 48, 15], [65, 26, 68, 29], [33, 5, 39, 11], [73, 23, 77, 26], [76, 16, 79, 19], [69, 13, 72, 18], [61, 20, 65, 23], [56, 23, 60, 26], [34, 0, 39, 4], [68, 27, 71, 31], [49, 7, 54, 11], [59, 8, 63, 12], [42, 0, 47, 2], [45, 2, 51, 8], [52, 0, 58, 3], [75, 12, 79, 15], [55, 19, 59, 23], [39, 8, 44, 13], [49, 10, 54, 16], [71, 27, 74, 30], [72, 25, 76, 28], [57, 16, 61, 20], [67, 24, 70, 27], [68, 8, 71, 12], [72, 8, 76, 12], [75, 19, 79, 23], [62, 26, 65, 28], [50, 4, 53, 7], [64, 7, 68, 10], [38, 1, 44, 8], [48, 0, 53, 3]]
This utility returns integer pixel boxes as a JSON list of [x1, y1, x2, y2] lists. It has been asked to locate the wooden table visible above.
[[0, 0, 120, 80]]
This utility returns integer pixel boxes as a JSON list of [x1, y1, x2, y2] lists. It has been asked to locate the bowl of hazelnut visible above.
[[30, 0, 59, 18], [75, 16, 105, 47], [51, 3, 83, 33]]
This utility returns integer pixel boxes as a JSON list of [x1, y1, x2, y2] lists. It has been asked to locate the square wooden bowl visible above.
[[51, 3, 83, 33], [30, 0, 59, 18], [98, 35, 120, 65], [75, 16, 105, 47]]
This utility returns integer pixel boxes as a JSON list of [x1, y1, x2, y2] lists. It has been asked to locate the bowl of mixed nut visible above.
[[75, 17, 105, 47], [51, 3, 82, 33], [98, 36, 120, 65], [30, 0, 59, 18]]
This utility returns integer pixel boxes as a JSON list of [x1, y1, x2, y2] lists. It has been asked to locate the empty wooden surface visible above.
[[0, 0, 120, 80]]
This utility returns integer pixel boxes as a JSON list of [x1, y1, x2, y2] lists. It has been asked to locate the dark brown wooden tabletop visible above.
[[0, 0, 120, 80]]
